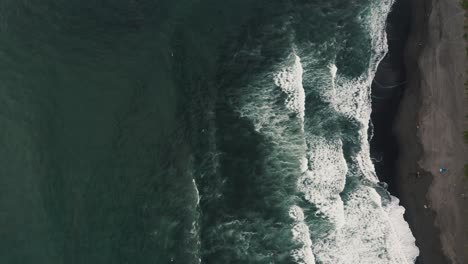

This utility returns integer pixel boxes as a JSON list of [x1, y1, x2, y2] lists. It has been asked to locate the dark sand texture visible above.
[[370, 0, 409, 191], [395, 0, 468, 263], [370, 0, 410, 194]]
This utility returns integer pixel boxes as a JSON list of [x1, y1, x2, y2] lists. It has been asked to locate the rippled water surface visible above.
[[0, 1, 418, 263]]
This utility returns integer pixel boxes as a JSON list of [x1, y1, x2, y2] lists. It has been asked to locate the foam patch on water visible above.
[[236, 75, 291, 135], [236, 52, 305, 138], [307, 0, 420, 263], [274, 54, 306, 122], [328, 64, 337, 90], [235, 50, 315, 263], [274, 53, 318, 264], [290, 206, 316, 264], [185, 160, 202, 263], [298, 137, 347, 229], [230, 2, 420, 260], [311, 186, 417, 264], [386, 197, 419, 260], [331, 75, 380, 183], [193, 179, 200, 206]]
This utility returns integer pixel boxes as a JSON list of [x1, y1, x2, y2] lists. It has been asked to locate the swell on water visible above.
[[189, 0, 420, 263], [269, 0, 419, 263]]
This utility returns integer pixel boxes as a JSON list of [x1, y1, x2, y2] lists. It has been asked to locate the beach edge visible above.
[[395, 0, 468, 263]]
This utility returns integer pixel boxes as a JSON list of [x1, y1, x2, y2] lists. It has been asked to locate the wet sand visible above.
[[395, 0, 468, 263]]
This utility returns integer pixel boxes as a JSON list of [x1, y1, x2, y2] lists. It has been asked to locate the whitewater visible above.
[[0, 0, 425, 263], [233, 0, 419, 263]]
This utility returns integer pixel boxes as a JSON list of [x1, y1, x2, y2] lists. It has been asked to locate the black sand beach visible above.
[[371, 0, 448, 263], [372, 0, 468, 263], [370, 0, 410, 192], [399, 0, 468, 262], [393, 0, 450, 262]]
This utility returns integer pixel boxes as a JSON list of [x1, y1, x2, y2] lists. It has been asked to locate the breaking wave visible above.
[[192, 0, 419, 263], [240, 0, 419, 263]]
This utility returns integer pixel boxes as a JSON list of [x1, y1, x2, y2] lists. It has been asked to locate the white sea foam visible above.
[[235, 50, 315, 263], [290, 206, 316, 264], [298, 136, 347, 229], [306, 0, 419, 263], [275, 53, 317, 264], [233, 1, 419, 260], [328, 64, 338, 91], [193, 179, 200, 206], [187, 161, 202, 263], [236, 72, 291, 134], [311, 187, 417, 264], [386, 197, 419, 260], [276, 57, 347, 230], [274, 54, 306, 123]]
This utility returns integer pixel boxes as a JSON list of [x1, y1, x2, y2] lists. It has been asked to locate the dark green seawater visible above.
[[0, 1, 419, 263]]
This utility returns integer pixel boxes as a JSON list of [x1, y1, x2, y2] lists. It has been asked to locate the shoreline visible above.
[[394, 0, 468, 263], [370, 0, 410, 194], [371, 0, 467, 262], [393, 0, 448, 262], [371, 0, 447, 262]]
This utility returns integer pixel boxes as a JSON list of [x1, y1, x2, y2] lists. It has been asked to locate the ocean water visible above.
[[0, 0, 419, 263]]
